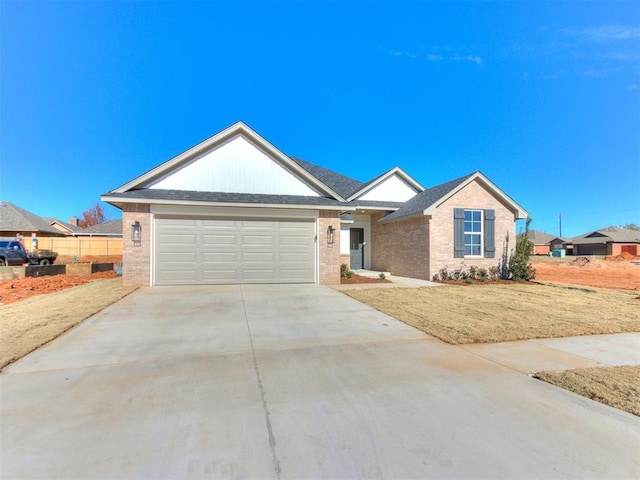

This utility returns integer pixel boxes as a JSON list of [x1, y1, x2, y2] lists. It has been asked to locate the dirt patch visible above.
[[341, 274, 391, 284], [0, 278, 137, 370], [531, 258, 640, 291], [345, 283, 640, 344], [0, 271, 117, 305], [534, 366, 640, 417]]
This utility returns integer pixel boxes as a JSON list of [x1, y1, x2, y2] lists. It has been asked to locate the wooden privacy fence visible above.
[[37, 237, 123, 257]]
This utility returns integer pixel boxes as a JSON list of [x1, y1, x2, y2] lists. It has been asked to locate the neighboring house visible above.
[[69, 219, 123, 238], [101, 121, 528, 286], [44, 217, 83, 235], [1, 201, 122, 238], [527, 230, 567, 255], [0, 201, 67, 238], [569, 227, 640, 256]]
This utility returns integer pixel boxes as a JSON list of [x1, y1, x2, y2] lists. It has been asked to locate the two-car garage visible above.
[[154, 216, 316, 285]]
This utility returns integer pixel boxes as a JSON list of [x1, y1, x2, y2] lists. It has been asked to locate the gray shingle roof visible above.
[[527, 230, 564, 244], [104, 189, 346, 207], [0, 201, 64, 235], [290, 157, 364, 199], [349, 200, 406, 209], [571, 227, 640, 244], [378, 173, 475, 223], [43, 217, 83, 234], [80, 219, 123, 236]]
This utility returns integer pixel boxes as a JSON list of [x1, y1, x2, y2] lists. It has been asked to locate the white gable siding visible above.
[[148, 136, 319, 196], [358, 175, 417, 202]]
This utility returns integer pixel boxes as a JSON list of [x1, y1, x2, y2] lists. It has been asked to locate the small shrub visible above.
[[477, 268, 488, 282], [468, 266, 477, 280], [451, 269, 463, 281], [509, 219, 536, 281], [343, 270, 354, 279], [340, 263, 349, 277], [379, 272, 386, 280], [488, 265, 500, 281], [438, 267, 449, 281]]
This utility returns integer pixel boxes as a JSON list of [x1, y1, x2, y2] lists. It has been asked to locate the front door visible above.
[[350, 228, 364, 270]]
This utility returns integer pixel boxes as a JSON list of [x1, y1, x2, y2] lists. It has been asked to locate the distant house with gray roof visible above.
[[0, 201, 122, 240], [569, 227, 640, 256], [0, 201, 67, 237], [526, 230, 568, 255]]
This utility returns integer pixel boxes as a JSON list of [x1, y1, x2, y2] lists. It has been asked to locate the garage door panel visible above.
[[202, 234, 237, 245], [241, 269, 278, 281], [241, 235, 275, 246], [155, 217, 315, 285], [201, 270, 240, 281], [242, 252, 275, 263], [159, 233, 199, 245], [157, 252, 198, 263], [157, 270, 198, 283]]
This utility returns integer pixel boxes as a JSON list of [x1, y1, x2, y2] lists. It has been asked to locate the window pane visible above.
[[471, 245, 481, 256]]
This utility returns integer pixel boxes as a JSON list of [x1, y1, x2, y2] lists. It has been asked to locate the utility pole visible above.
[[559, 214, 562, 238]]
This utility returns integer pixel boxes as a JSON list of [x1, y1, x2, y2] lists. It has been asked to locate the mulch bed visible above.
[[341, 274, 391, 284]]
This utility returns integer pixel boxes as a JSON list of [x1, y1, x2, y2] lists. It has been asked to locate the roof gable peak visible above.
[[111, 122, 347, 201]]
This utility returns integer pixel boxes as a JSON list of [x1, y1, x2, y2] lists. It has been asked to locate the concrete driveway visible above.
[[1, 285, 638, 479]]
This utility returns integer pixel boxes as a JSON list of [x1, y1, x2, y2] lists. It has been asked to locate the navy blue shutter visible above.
[[484, 209, 495, 258], [454, 208, 465, 258]]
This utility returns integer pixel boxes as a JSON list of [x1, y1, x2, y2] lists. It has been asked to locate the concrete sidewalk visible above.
[[1, 285, 638, 479], [333, 269, 444, 290], [460, 332, 640, 373]]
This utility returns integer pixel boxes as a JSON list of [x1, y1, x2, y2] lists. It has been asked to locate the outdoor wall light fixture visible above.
[[131, 221, 141, 243], [327, 225, 335, 245]]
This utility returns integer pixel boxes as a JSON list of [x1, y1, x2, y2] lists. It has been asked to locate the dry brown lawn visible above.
[[535, 366, 640, 417], [345, 283, 640, 344], [0, 278, 137, 370]]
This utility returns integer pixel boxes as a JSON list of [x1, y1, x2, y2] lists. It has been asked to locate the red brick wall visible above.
[[122, 205, 151, 286], [318, 211, 341, 285], [370, 212, 431, 279], [534, 245, 551, 255], [612, 243, 638, 256]]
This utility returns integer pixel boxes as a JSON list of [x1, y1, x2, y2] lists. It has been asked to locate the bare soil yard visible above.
[[535, 366, 640, 417], [345, 283, 640, 344], [531, 255, 640, 291]]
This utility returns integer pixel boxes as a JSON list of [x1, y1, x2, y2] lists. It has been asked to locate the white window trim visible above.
[[464, 209, 483, 258]]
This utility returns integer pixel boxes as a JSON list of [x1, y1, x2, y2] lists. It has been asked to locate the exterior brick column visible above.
[[318, 211, 341, 285], [122, 204, 151, 286]]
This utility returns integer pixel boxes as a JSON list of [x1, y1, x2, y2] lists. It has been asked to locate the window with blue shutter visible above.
[[453, 208, 465, 258], [454, 208, 496, 258], [484, 209, 495, 258]]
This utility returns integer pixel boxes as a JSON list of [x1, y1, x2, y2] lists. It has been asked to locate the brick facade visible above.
[[429, 180, 516, 278], [368, 179, 517, 280], [318, 210, 341, 285], [122, 204, 151, 286], [370, 212, 430, 279]]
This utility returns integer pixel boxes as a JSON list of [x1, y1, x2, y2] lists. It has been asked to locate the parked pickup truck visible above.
[[0, 238, 58, 266]]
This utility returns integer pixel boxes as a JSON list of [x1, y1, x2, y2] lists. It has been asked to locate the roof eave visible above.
[[421, 172, 529, 219], [101, 194, 354, 212]]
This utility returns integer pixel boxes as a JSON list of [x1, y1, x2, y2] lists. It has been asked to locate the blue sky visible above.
[[1, 1, 638, 238]]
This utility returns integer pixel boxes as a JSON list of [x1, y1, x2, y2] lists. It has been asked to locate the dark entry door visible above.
[[350, 228, 364, 270]]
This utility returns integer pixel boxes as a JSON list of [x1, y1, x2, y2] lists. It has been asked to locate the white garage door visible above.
[[154, 217, 316, 285]]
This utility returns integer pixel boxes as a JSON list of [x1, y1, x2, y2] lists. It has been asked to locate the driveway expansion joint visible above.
[[240, 286, 282, 480]]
